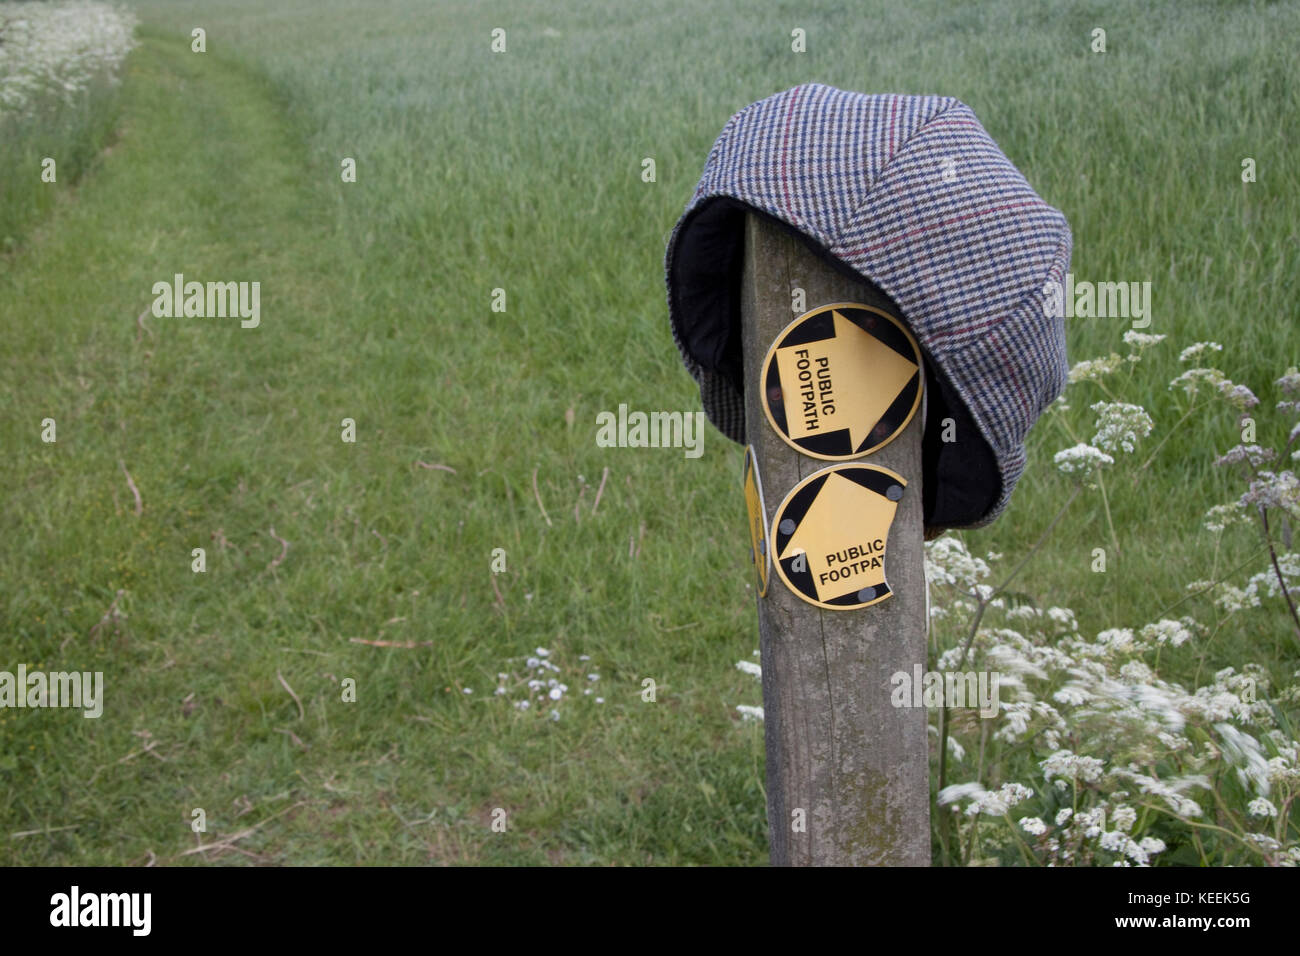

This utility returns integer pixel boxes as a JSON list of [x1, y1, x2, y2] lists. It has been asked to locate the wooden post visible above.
[[741, 213, 930, 866]]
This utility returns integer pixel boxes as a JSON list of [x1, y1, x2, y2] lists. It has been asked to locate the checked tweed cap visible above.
[[665, 83, 1072, 528]]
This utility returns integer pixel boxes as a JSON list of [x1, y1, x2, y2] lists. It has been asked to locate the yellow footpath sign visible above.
[[760, 303, 922, 461], [770, 464, 906, 610], [743, 445, 770, 596]]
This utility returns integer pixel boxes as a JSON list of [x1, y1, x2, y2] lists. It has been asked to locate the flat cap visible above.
[[665, 83, 1071, 528]]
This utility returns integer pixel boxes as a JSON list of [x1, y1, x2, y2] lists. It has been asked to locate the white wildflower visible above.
[[1077, 806, 1108, 838], [1091, 402, 1154, 455], [1122, 838, 1150, 865], [1098, 830, 1127, 853], [924, 536, 991, 589], [1139, 619, 1194, 647], [1117, 660, 1152, 684], [1111, 769, 1208, 817], [1218, 382, 1259, 411], [1020, 816, 1047, 836], [1247, 797, 1277, 818], [995, 701, 1033, 741], [985, 783, 1034, 816], [0, 1, 138, 117], [1097, 627, 1136, 650], [1041, 749, 1105, 784], [1139, 837, 1166, 856], [1123, 331, 1166, 352], [1203, 503, 1248, 534], [1179, 342, 1223, 364], [1219, 582, 1262, 612], [1111, 805, 1138, 832], [1157, 732, 1191, 752], [1046, 607, 1079, 631], [937, 782, 985, 806], [1170, 367, 1227, 398], [1239, 470, 1300, 520], [1054, 443, 1114, 476], [1069, 353, 1124, 384], [1215, 444, 1276, 468], [1245, 833, 1281, 851], [1216, 723, 1271, 796], [1053, 685, 1092, 707]]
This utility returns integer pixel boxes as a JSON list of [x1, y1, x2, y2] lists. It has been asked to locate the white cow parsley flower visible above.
[[1054, 443, 1114, 476]]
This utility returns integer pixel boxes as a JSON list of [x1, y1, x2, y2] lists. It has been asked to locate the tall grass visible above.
[[0, 1, 137, 247]]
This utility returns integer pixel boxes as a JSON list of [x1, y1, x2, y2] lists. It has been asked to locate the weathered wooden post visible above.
[[741, 214, 930, 866], [666, 86, 1072, 866]]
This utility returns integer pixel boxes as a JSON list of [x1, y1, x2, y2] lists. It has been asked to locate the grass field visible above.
[[1, 0, 1297, 865]]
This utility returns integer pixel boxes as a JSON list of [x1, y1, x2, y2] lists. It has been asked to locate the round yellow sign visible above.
[[760, 303, 922, 461], [742, 445, 770, 597], [770, 463, 906, 610]]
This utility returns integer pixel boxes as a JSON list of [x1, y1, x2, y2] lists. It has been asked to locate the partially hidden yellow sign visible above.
[[770, 464, 906, 610], [743, 446, 770, 597], [760, 303, 922, 461]]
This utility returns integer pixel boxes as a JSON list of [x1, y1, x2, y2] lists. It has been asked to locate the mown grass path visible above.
[[0, 33, 363, 864], [1, 32, 767, 865]]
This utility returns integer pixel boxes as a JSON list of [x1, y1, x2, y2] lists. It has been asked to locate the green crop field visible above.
[[1, 0, 1297, 866]]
